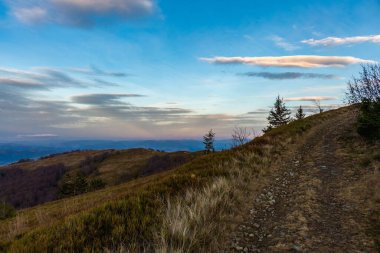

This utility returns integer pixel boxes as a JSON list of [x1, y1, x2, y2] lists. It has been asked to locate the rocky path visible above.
[[226, 114, 375, 252]]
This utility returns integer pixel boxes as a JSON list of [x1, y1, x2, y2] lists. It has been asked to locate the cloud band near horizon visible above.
[[239, 71, 341, 80], [284, 96, 338, 102], [200, 55, 376, 68]]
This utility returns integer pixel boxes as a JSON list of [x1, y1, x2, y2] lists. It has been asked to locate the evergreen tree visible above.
[[73, 173, 88, 195], [295, 105, 306, 120], [203, 129, 215, 153], [59, 174, 75, 197], [59, 172, 88, 197], [263, 96, 291, 132]]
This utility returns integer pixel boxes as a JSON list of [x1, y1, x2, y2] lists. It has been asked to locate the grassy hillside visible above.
[[0, 105, 378, 252], [0, 149, 198, 209]]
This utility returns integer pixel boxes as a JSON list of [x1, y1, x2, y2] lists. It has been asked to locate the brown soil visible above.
[[226, 111, 377, 252]]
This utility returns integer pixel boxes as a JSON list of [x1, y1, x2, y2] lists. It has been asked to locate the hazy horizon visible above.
[[0, 139, 234, 165]]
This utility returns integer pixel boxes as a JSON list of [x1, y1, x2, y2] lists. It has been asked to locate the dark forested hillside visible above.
[[0, 149, 198, 209]]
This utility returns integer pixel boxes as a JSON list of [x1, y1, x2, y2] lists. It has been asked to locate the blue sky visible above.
[[0, 0, 379, 140]]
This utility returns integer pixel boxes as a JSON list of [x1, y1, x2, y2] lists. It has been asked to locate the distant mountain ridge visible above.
[[0, 139, 232, 165]]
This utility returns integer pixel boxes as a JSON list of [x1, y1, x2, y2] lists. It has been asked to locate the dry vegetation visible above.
[[0, 149, 197, 210], [0, 105, 378, 252], [337, 121, 380, 251]]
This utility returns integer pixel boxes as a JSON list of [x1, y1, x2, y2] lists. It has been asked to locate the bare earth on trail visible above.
[[226, 111, 378, 252]]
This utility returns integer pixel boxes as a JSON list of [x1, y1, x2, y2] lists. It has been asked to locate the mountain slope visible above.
[[0, 105, 378, 252]]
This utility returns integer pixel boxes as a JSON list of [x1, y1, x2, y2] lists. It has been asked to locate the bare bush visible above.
[[231, 127, 252, 147], [313, 100, 324, 113], [346, 64, 380, 104], [346, 64, 380, 138]]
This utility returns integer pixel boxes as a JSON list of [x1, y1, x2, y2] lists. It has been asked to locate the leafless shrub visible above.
[[232, 126, 252, 147], [313, 100, 324, 113], [346, 64, 380, 104]]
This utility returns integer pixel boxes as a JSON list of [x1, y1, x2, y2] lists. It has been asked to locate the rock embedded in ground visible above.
[[291, 245, 302, 252]]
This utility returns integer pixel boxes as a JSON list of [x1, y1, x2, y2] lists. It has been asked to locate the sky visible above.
[[0, 0, 379, 141]]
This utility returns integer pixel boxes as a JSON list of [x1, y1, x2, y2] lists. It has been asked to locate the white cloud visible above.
[[200, 55, 376, 68], [7, 0, 155, 26], [302, 35, 380, 47], [284, 96, 338, 102], [270, 35, 299, 51]]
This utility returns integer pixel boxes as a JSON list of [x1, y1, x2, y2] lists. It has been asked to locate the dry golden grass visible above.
[[326, 110, 380, 250], [1, 106, 367, 252], [0, 169, 174, 243], [156, 177, 234, 253]]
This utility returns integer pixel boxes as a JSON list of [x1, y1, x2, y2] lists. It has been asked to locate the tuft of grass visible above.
[[156, 177, 234, 253]]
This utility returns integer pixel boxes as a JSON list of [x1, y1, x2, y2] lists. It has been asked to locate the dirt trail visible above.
[[226, 113, 375, 252]]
